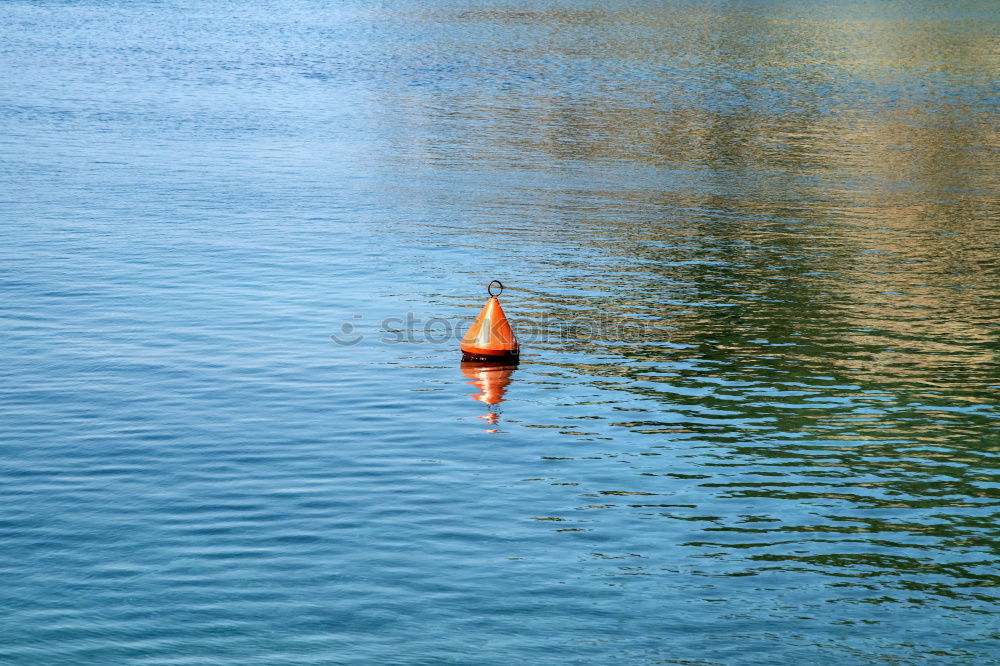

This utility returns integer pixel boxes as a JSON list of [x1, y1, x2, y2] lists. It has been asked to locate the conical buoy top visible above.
[[460, 280, 520, 363]]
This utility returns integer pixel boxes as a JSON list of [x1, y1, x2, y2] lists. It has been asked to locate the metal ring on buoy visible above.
[[487, 280, 503, 297]]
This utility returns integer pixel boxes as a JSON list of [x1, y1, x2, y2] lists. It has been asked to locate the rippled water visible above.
[[2, 1, 998, 663]]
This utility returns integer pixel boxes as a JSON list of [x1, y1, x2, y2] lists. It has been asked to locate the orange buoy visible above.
[[460, 280, 520, 363]]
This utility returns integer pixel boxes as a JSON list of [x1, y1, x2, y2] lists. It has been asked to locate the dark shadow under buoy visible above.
[[461, 361, 517, 428]]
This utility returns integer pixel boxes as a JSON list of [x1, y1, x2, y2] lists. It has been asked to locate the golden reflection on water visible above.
[[412, 0, 1000, 625]]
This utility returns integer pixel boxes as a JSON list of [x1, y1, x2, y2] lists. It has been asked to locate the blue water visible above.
[[2, 1, 999, 663]]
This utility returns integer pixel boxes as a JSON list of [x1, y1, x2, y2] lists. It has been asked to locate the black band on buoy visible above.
[[462, 349, 519, 364], [487, 280, 503, 297]]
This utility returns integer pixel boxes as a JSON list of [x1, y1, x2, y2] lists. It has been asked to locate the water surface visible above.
[[1, 1, 998, 663]]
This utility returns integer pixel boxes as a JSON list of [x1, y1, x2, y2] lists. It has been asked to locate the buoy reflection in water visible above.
[[460, 361, 517, 428]]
